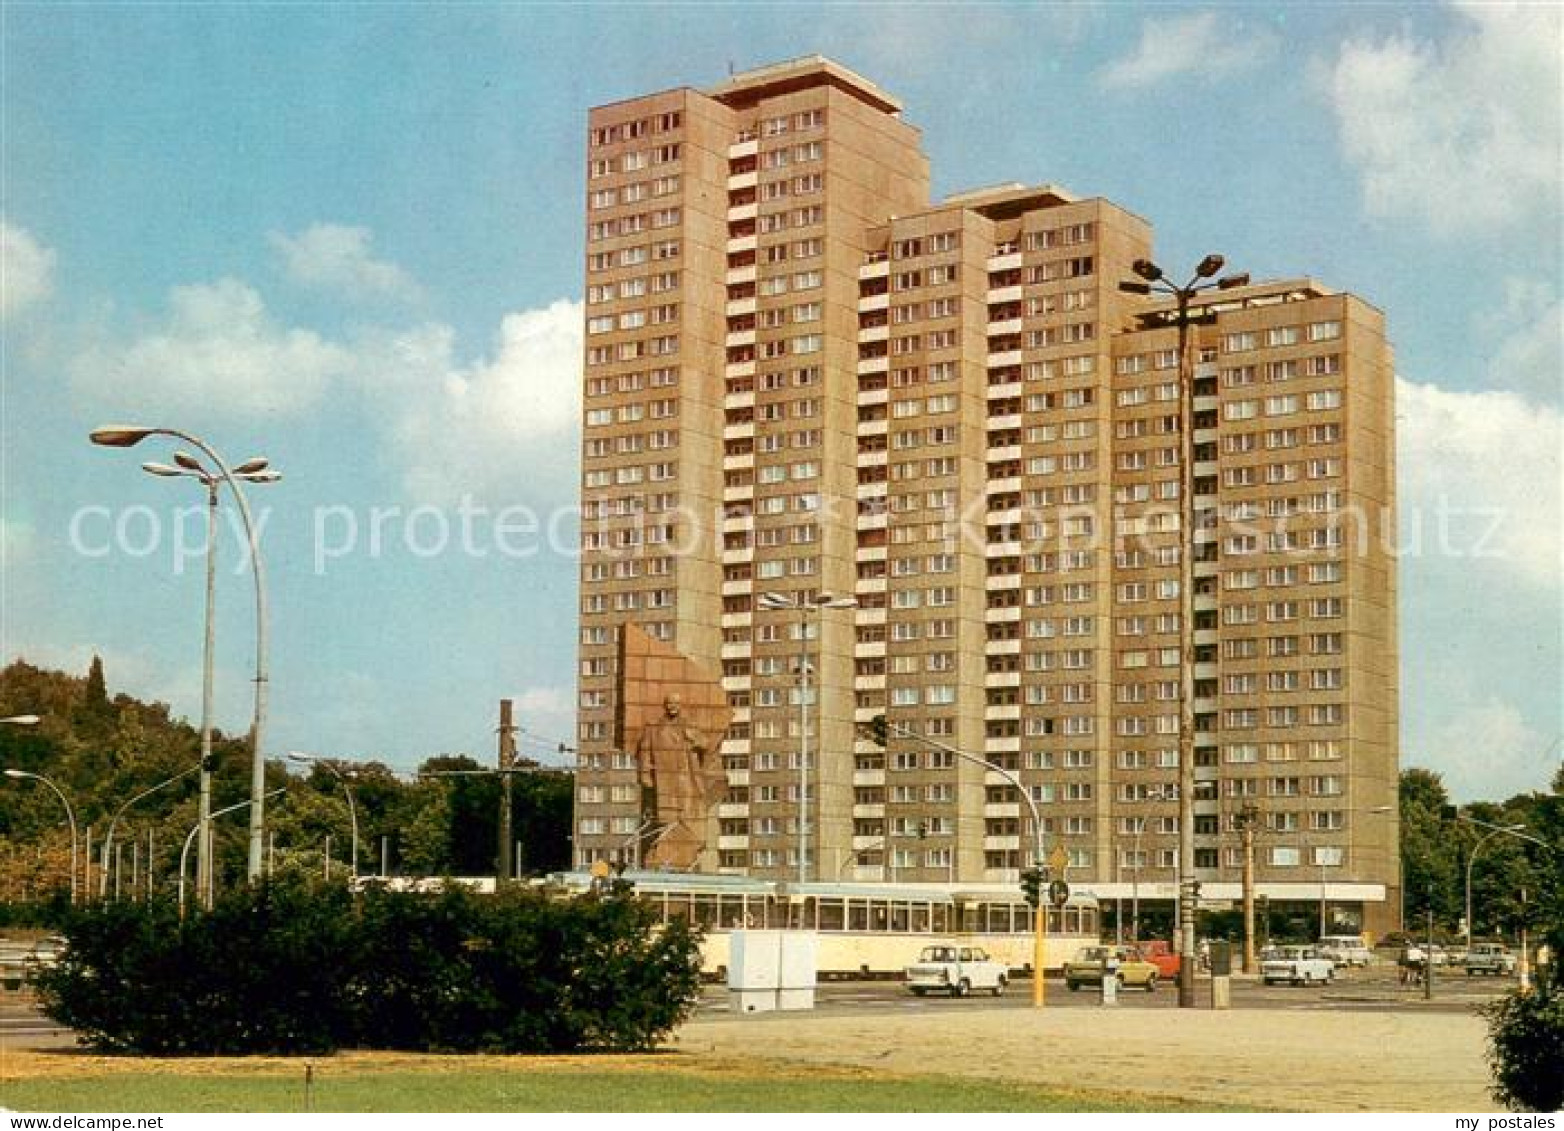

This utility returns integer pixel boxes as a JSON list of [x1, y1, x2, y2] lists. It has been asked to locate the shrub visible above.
[[1483, 968, 1564, 1112], [32, 876, 703, 1055]]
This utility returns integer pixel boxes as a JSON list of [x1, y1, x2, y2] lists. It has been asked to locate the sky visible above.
[[1, 2, 1559, 801]]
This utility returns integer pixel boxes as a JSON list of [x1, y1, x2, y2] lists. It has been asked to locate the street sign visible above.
[[1048, 879, 1070, 908]]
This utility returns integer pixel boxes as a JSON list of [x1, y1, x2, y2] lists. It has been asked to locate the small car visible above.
[[1132, 939, 1182, 979], [904, 943, 1009, 997], [1317, 935, 1373, 967], [1261, 945, 1335, 986], [1063, 945, 1160, 992], [1465, 943, 1518, 976]]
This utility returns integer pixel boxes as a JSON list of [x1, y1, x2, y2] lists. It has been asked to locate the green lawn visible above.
[[1, 1067, 1225, 1113]]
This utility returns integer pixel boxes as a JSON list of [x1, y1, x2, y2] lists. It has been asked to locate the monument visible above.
[[616, 624, 731, 870]]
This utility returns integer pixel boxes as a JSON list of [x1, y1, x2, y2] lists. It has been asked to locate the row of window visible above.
[[588, 174, 681, 211], [587, 239, 680, 273], [586, 271, 680, 305], [588, 142, 681, 179], [588, 207, 682, 242], [589, 110, 682, 148]]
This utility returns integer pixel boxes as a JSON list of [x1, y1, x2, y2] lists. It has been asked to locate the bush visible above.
[[1483, 969, 1564, 1112], [32, 876, 703, 1055]]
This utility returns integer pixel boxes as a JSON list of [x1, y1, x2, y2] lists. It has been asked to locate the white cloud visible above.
[[1479, 277, 1563, 403], [1098, 11, 1276, 90], [376, 299, 583, 505], [71, 277, 355, 416], [1324, 2, 1562, 235], [270, 223, 420, 304], [1415, 693, 1554, 802], [1, 219, 56, 319], [1397, 377, 1562, 592]]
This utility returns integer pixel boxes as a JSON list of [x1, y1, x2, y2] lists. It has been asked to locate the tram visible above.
[[547, 871, 1101, 976]]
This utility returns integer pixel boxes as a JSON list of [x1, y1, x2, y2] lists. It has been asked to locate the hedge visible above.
[[32, 877, 703, 1055]]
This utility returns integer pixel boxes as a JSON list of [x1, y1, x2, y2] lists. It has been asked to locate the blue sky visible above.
[[2, 3, 1559, 799]]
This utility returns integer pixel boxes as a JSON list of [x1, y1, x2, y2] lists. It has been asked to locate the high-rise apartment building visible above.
[[572, 57, 1399, 931]]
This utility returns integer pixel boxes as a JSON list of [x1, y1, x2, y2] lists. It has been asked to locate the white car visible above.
[[1261, 945, 1336, 986], [905, 943, 1009, 997], [1317, 935, 1373, 967]]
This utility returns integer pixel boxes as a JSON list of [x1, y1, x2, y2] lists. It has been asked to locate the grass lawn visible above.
[[1, 1064, 1227, 1113]]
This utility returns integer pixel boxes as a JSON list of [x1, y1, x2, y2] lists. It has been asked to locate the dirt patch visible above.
[[672, 1006, 1498, 1112]]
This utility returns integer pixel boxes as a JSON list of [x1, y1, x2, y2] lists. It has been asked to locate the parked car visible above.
[[1133, 939, 1182, 979], [1465, 943, 1518, 977], [1063, 945, 1161, 992], [1260, 945, 1336, 986], [1317, 935, 1373, 967], [904, 943, 1009, 997]]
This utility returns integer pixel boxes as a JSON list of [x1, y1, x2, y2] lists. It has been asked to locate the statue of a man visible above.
[[634, 693, 725, 864]]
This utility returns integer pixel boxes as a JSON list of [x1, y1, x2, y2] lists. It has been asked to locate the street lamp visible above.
[[1457, 814, 1548, 960], [289, 753, 360, 879], [756, 590, 857, 884], [177, 787, 286, 916], [876, 716, 1050, 1009], [99, 763, 200, 899], [92, 424, 279, 884], [1119, 254, 1248, 1009], [3, 769, 78, 904]]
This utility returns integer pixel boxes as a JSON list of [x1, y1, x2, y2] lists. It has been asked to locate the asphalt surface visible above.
[[697, 962, 1516, 1017]]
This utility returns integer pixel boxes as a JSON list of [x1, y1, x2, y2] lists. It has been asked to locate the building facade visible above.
[[571, 57, 1399, 932]]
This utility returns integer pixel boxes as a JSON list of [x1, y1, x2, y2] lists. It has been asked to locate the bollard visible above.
[[1211, 974, 1231, 1009]]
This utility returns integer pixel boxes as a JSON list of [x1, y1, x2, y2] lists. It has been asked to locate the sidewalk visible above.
[[673, 1005, 1497, 1112]]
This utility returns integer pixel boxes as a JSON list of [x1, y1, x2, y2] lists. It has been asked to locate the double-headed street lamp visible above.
[[91, 425, 279, 886], [756, 590, 857, 885], [1119, 254, 1249, 1009], [1458, 814, 1548, 960], [289, 753, 360, 879], [3, 769, 78, 904]]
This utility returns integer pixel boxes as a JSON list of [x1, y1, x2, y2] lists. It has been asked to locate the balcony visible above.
[[726, 296, 757, 318], [857, 291, 890, 313], [859, 323, 889, 344], [857, 355, 889, 376], [729, 136, 759, 159], [727, 201, 758, 223], [988, 348, 1023, 368], [987, 249, 1022, 272], [727, 170, 758, 191]]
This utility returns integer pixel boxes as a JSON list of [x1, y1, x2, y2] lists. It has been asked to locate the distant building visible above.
[[571, 57, 1399, 934]]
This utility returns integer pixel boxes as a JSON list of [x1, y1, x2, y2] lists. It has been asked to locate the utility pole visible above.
[[497, 699, 517, 884], [1238, 801, 1261, 973]]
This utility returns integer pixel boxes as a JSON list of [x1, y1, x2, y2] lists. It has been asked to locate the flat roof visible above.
[[705, 55, 902, 115]]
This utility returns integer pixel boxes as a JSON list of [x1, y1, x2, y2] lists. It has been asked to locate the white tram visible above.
[[548, 871, 1100, 976]]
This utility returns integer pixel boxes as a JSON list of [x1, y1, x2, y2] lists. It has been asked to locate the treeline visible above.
[[1399, 765, 1562, 954], [0, 659, 572, 917]]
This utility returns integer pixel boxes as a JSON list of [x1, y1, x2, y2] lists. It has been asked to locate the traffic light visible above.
[[1020, 867, 1043, 908], [867, 714, 889, 747]]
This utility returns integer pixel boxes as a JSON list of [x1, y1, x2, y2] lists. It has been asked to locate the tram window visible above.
[[932, 904, 950, 933], [817, 897, 845, 931], [985, 904, 1011, 933], [890, 902, 909, 932], [910, 904, 930, 932], [665, 895, 690, 923], [693, 895, 719, 928], [870, 901, 890, 930], [1046, 909, 1062, 933], [848, 900, 869, 931], [1064, 907, 1080, 934], [719, 897, 746, 928]]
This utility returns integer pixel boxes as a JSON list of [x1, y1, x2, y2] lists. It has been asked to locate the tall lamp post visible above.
[[91, 425, 280, 884], [1119, 254, 1249, 1008], [1457, 814, 1549, 974], [874, 715, 1050, 1009], [178, 787, 286, 916], [3, 769, 78, 904], [757, 590, 857, 884], [289, 753, 360, 879], [100, 763, 200, 899]]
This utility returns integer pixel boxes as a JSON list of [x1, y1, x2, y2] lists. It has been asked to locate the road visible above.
[[696, 961, 1516, 1017]]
